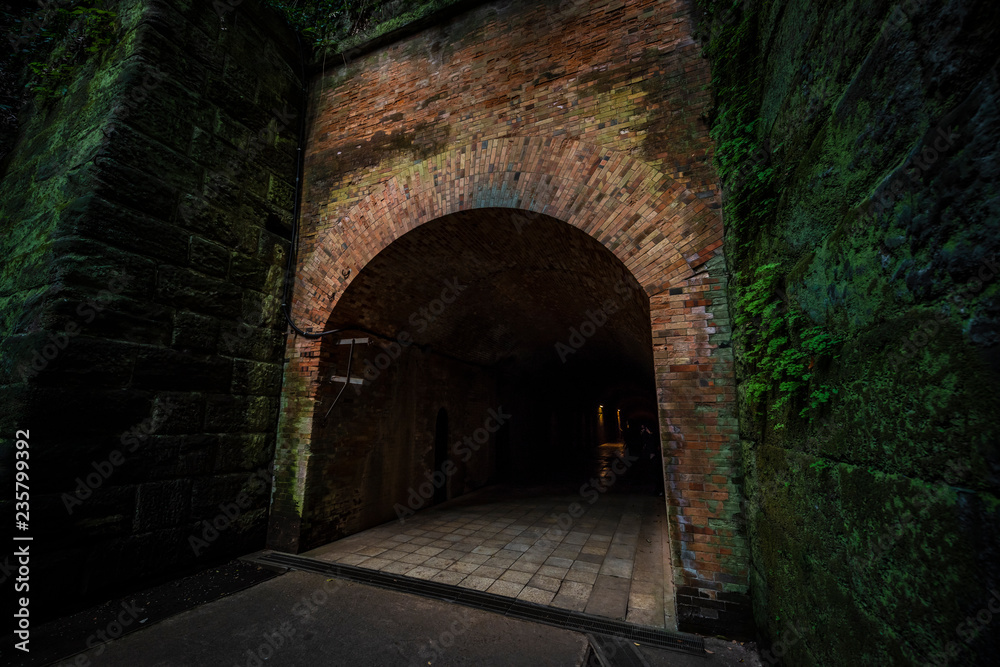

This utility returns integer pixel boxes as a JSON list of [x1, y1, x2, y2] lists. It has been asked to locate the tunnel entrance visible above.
[[300, 208, 675, 625], [273, 136, 741, 635], [312, 208, 659, 531]]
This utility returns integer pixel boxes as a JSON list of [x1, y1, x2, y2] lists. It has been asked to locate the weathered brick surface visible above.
[[272, 0, 746, 634]]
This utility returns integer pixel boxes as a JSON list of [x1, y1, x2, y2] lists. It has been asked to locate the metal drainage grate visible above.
[[243, 550, 705, 657], [586, 633, 652, 667]]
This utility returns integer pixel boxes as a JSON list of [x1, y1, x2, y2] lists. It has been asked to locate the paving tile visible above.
[[563, 532, 589, 545], [518, 586, 557, 605], [545, 556, 574, 569], [499, 570, 533, 585], [400, 553, 429, 565], [504, 542, 531, 552], [423, 557, 455, 569], [458, 553, 490, 565], [509, 559, 542, 575], [447, 560, 482, 574], [395, 543, 420, 554], [438, 549, 466, 559], [581, 544, 608, 555], [537, 565, 569, 579], [551, 547, 581, 560], [409, 537, 433, 546], [431, 570, 467, 586], [551, 581, 592, 611], [336, 553, 370, 566], [600, 557, 633, 579], [528, 574, 562, 593], [608, 544, 635, 560], [407, 566, 442, 580], [565, 568, 598, 585], [484, 556, 517, 569], [519, 550, 549, 563], [628, 592, 658, 611], [472, 546, 499, 555], [360, 557, 393, 570], [626, 607, 661, 628], [380, 561, 417, 575], [459, 574, 497, 591], [499, 548, 526, 560], [415, 546, 444, 556], [471, 565, 505, 579], [577, 552, 605, 564], [487, 580, 525, 597], [585, 575, 630, 619]]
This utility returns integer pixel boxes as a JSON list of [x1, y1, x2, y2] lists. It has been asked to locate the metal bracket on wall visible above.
[[322, 337, 369, 422]]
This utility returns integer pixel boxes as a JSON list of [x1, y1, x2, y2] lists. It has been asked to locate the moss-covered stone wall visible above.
[[0, 0, 301, 617], [698, 0, 1000, 663]]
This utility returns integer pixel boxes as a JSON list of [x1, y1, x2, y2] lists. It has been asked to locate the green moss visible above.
[[699, 0, 1000, 661]]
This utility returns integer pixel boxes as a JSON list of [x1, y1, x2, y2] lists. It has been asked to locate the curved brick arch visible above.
[[293, 137, 723, 331], [272, 135, 747, 634]]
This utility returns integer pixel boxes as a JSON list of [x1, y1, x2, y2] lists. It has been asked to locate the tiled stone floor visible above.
[[303, 480, 675, 630]]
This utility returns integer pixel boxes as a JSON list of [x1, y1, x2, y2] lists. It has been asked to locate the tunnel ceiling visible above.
[[327, 208, 654, 380]]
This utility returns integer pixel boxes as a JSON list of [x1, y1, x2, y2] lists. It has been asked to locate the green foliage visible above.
[[697, 0, 777, 244], [734, 262, 841, 427], [13, 2, 119, 101], [261, 0, 457, 54], [262, 0, 400, 49]]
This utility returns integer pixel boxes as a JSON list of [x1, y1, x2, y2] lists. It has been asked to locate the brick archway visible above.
[[272, 136, 747, 633]]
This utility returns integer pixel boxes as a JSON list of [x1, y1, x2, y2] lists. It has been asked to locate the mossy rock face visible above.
[[700, 0, 1000, 662]]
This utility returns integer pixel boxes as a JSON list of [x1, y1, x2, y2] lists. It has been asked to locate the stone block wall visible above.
[[0, 0, 300, 616], [699, 0, 1000, 662]]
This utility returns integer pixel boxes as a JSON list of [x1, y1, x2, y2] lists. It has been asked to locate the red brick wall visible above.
[[272, 0, 749, 634]]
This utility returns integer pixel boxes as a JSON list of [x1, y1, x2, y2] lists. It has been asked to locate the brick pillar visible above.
[[267, 334, 322, 552], [652, 256, 751, 637]]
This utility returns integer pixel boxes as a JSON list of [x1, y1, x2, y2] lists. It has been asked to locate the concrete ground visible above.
[[306, 445, 675, 631], [43, 569, 761, 667]]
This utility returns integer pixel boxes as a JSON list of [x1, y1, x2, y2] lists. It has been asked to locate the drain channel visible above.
[[243, 550, 705, 657]]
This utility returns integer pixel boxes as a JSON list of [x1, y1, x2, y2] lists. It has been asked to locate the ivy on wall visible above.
[[0, 0, 119, 166], [261, 0, 457, 54], [696, 0, 841, 426]]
